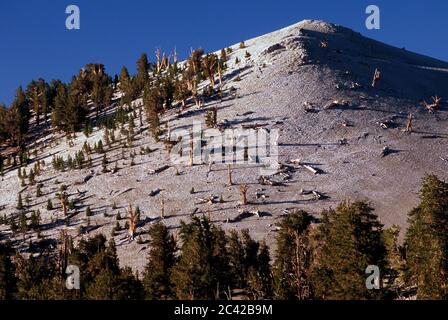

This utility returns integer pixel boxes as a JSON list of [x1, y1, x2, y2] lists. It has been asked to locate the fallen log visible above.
[[312, 190, 324, 200], [115, 188, 134, 197], [229, 211, 254, 223], [324, 99, 349, 110], [190, 207, 199, 216], [149, 188, 162, 197], [18, 186, 29, 194], [299, 189, 313, 196], [302, 164, 319, 175], [148, 165, 170, 174], [290, 159, 320, 174], [258, 176, 283, 186], [195, 196, 218, 205]]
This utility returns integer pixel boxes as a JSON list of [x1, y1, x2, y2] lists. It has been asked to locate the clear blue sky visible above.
[[1, 0, 447, 105]]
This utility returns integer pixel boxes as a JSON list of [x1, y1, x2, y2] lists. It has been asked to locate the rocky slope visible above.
[[1, 20, 447, 272]]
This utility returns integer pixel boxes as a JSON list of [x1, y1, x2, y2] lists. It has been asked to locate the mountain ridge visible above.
[[1, 19, 447, 271]]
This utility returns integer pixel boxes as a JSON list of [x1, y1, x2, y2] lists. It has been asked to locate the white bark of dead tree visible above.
[[127, 204, 138, 240], [372, 68, 381, 87], [422, 96, 442, 113]]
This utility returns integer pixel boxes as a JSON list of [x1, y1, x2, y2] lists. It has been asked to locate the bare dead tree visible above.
[[422, 96, 442, 113], [173, 47, 178, 64], [319, 40, 328, 48], [160, 197, 165, 219], [217, 62, 224, 98], [372, 68, 381, 87], [405, 113, 414, 133], [155, 48, 161, 74], [227, 164, 233, 186], [127, 204, 138, 240], [239, 184, 249, 205]]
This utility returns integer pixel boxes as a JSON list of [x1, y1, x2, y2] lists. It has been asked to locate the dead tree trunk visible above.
[[372, 68, 381, 87], [227, 164, 233, 186], [160, 198, 165, 219], [127, 204, 138, 240], [240, 184, 249, 205], [405, 113, 413, 133]]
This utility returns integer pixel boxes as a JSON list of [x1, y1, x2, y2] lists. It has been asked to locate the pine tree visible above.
[[19, 212, 27, 233], [52, 82, 88, 135], [46, 198, 53, 210], [202, 53, 218, 87], [273, 210, 313, 300], [8, 87, 30, 150], [14, 253, 58, 299], [30, 210, 41, 231], [174, 78, 191, 109], [184, 49, 205, 107], [102, 154, 108, 173], [38, 78, 51, 123], [228, 229, 273, 299], [220, 48, 228, 62], [171, 217, 230, 299], [119, 66, 135, 107], [83, 238, 124, 300], [86, 64, 113, 118], [312, 201, 386, 300], [404, 175, 448, 299], [136, 53, 150, 91], [0, 243, 17, 299], [382, 225, 405, 297], [26, 80, 43, 126], [17, 193, 23, 210], [143, 223, 177, 299], [143, 85, 162, 139], [247, 241, 273, 300]]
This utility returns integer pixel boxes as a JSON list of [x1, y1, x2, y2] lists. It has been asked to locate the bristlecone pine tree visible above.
[[311, 201, 387, 300], [7, 87, 30, 151], [136, 53, 150, 92], [143, 223, 177, 299], [273, 210, 314, 300], [51, 82, 88, 135], [404, 175, 448, 299], [0, 243, 17, 299], [143, 85, 162, 139], [171, 217, 230, 299], [205, 107, 218, 128], [228, 229, 273, 299], [119, 66, 136, 107]]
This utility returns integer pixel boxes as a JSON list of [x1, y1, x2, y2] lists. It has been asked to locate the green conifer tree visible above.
[[312, 201, 386, 300], [143, 223, 177, 299], [171, 217, 230, 299], [273, 210, 313, 300], [405, 175, 448, 299]]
